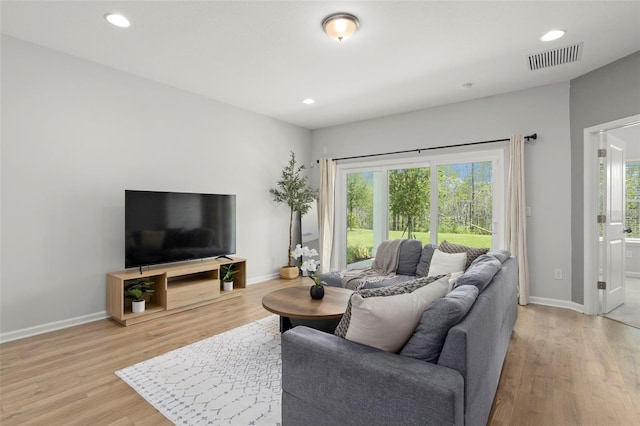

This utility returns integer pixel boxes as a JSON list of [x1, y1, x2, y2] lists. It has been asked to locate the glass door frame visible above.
[[334, 149, 505, 270]]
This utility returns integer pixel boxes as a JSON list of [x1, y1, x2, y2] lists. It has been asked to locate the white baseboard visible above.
[[1, 273, 290, 343], [627, 272, 640, 278], [0, 311, 109, 344], [247, 272, 280, 285], [528, 296, 584, 313]]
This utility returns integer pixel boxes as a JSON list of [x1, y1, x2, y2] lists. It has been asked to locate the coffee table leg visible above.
[[280, 316, 293, 333]]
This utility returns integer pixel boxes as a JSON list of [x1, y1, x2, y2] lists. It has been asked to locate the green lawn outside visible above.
[[347, 228, 492, 249]]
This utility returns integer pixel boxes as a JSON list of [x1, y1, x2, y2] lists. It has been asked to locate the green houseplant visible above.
[[270, 151, 317, 279], [221, 264, 238, 291], [125, 279, 155, 313]]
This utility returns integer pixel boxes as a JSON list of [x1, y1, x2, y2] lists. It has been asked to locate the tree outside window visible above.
[[388, 168, 430, 240]]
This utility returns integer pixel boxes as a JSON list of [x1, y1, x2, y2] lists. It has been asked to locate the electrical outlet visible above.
[[627, 251, 633, 258], [554, 268, 563, 280]]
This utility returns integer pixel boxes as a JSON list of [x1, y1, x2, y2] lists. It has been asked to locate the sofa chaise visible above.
[[281, 240, 518, 426]]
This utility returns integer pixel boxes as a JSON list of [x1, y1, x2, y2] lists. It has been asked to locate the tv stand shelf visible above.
[[107, 257, 246, 326]]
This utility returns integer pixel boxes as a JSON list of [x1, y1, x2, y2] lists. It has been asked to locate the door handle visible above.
[[623, 228, 632, 234]]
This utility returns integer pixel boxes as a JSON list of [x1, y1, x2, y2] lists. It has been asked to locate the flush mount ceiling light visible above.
[[541, 29, 566, 42], [302, 98, 316, 105], [104, 13, 130, 28], [322, 13, 360, 41]]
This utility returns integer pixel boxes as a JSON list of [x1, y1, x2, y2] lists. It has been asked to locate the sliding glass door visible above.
[[436, 161, 493, 248], [345, 171, 381, 267], [337, 151, 503, 269], [388, 167, 430, 245], [343, 163, 431, 268]]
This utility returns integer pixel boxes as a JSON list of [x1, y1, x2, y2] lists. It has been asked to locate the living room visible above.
[[1, 1, 639, 425]]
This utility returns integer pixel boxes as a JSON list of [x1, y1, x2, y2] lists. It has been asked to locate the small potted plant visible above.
[[125, 279, 155, 313], [221, 264, 238, 291], [270, 151, 317, 279]]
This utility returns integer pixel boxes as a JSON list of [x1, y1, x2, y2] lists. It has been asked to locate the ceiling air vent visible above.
[[528, 42, 583, 71]]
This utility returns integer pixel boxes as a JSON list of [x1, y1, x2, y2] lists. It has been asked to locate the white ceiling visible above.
[[2, 1, 639, 130]]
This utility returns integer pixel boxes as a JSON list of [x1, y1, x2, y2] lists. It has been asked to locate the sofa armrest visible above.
[[281, 326, 464, 426]]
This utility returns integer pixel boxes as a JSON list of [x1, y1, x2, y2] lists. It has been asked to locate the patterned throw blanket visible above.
[[340, 239, 404, 290]]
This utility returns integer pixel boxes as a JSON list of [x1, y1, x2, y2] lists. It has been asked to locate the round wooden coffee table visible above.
[[262, 286, 353, 332]]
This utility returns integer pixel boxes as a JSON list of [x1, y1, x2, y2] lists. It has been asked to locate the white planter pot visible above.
[[132, 300, 145, 313], [223, 281, 234, 291]]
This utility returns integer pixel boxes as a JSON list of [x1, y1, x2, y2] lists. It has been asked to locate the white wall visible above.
[[0, 36, 311, 337], [311, 83, 573, 304], [569, 52, 640, 303]]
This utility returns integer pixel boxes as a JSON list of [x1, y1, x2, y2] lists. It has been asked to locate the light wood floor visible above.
[[1, 277, 639, 426]]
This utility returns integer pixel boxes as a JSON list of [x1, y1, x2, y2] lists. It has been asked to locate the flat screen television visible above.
[[125, 190, 236, 269]]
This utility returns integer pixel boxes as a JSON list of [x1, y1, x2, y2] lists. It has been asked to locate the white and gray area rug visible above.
[[116, 315, 282, 425]]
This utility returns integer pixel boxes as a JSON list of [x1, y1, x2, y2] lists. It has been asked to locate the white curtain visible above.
[[507, 134, 530, 305], [318, 158, 336, 273]]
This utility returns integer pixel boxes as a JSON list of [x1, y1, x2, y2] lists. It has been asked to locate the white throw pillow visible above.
[[342, 275, 450, 353], [427, 249, 467, 277]]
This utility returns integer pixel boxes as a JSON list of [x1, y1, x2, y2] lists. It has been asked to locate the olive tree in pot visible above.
[[125, 279, 155, 313], [270, 151, 317, 279]]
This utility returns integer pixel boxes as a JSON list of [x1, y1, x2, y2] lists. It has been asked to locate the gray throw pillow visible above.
[[396, 239, 423, 276], [335, 275, 446, 338], [400, 285, 479, 362], [454, 254, 502, 292], [334, 275, 450, 353], [415, 244, 436, 276]]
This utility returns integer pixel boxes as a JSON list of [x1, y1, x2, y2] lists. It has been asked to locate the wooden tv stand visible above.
[[106, 257, 246, 326]]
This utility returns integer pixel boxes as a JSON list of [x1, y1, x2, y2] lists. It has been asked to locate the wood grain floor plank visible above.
[[1, 278, 639, 425]]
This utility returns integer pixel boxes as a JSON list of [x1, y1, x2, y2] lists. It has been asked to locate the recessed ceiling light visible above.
[[541, 29, 565, 42], [104, 13, 130, 28], [302, 99, 315, 105]]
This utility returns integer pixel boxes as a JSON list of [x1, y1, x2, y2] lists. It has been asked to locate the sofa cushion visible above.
[[400, 285, 480, 362], [360, 275, 416, 289], [438, 240, 489, 270], [396, 239, 423, 276], [454, 254, 502, 292], [427, 249, 467, 277], [486, 249, 511, 263], [334, 275, 450, 353], [416, 244, 437, 277], [318, 271, 342, 288]]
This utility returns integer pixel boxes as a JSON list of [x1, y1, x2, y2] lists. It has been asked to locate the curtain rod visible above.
[[317, 133, 537, 163]]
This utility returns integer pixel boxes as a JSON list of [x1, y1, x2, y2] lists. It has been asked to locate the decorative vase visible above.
[[223, 281, 234, 291], [310, 285, 325, 300], [132, 300, 145, 313], [280, 266, 299, 279]]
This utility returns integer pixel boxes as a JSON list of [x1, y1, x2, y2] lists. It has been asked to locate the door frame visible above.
[[583, 114, 639, 315]]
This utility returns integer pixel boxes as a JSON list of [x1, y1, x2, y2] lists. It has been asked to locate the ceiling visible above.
[[1, 1, 639, 130]]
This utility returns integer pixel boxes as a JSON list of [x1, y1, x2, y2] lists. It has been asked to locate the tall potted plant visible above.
[[270, 151, 317, 279]]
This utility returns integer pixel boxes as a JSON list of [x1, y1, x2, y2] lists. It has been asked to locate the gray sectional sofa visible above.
[[281, 241, 518, 426]]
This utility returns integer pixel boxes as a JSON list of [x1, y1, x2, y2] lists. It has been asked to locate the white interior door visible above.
[[602, 133, 626, 313]]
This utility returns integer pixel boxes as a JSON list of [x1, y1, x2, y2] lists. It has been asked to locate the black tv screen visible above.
[[125, 190, 236, 269]]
